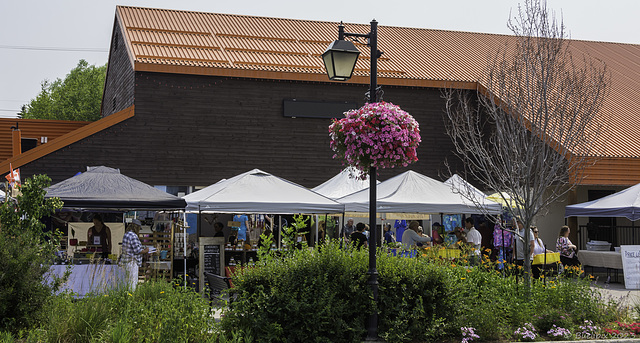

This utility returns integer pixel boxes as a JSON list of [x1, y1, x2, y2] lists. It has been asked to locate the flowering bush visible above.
[[461, 326, 479, 343], [547, 325, 572, 340], [329, 102, 420, 179], [577, 320, 600, 338], [513, 322, 538, 341]]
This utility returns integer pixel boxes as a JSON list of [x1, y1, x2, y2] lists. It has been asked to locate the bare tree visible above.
[[443, 0, 609, 285]]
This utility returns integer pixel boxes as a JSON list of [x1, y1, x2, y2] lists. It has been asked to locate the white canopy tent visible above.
[[337, 170, 502, 215], [312, 167, 378, 200], [444, 174, 500, 212], [183, 169, 344, 214], [565, 183, 640, 221]]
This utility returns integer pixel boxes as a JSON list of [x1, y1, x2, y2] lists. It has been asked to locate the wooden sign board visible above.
[[228, 221, 241, 228]]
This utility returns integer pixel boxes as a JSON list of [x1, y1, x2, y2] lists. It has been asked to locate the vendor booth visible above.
[[337, 171, 502, 215], [183, 168, 344, 292], [45, 166, 187, 295], [565, 183, 640, 288], [336, 171, 502, 249]]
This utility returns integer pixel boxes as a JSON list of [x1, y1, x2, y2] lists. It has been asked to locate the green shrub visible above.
[[221, 242, 372, 342], [34, 280, 214, 343], [376, 252, 460, 342], [0, 175, 64, 332]]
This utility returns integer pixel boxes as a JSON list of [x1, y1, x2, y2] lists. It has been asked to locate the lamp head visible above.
[[322, 39, 360, 81]]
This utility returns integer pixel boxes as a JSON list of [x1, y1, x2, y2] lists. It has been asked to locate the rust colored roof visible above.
[[0, 119, 89, 162], [0, 106, 135, 175], [116, 6, 640, 162]]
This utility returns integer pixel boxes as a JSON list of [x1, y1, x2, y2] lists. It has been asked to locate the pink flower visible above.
[[328, 102, 421, 179]]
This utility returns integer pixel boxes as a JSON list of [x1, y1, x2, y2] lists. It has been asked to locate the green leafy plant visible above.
[[34, 280, 214, 343], [280, 214, 309, 255], [0, 174, 64, 332], [221, 241, 371, 342]]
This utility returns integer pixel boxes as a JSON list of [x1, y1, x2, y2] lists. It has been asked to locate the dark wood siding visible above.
[[21, 73, 465, 188], [101, 18, 135, 117]]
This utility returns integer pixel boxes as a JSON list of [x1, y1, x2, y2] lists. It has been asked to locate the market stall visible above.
[[335, 171, 502, 249], [311, 167, 379, 241], [183, 168, 344, 292], [45, 166, 187, 293], [337, 170, 501, 215]]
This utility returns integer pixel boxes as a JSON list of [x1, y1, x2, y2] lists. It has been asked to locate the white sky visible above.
[[1, 0, 638, 118]]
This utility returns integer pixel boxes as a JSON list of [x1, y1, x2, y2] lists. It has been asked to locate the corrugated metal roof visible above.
[[116, 6, 640, 160]]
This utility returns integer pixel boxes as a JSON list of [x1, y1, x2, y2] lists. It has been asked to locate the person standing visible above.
[[120, 220, 149, 291], [213, 222, 225, 237], [401, 221, 431, 250], [233, 213, 250, 242], [87, 214, 112, 258], [513, 218, 535, 269], [342, 218, 355, 242], [532, 226, 553, 278], [465, 217, 482, 265], [350, 222, 368, 249], [383, 223, 396, 245], [556, 225, 580, 267]]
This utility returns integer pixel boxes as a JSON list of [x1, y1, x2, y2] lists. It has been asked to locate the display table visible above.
[[47, 264, 125, 297], [578, 250, 623, 270], [578, 250, 623, 283]]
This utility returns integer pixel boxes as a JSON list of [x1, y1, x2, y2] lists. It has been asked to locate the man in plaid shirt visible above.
[[120, 219, 149, 290]]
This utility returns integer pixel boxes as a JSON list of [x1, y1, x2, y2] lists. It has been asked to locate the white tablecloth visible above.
[[578, 250, 623, 270], [47, 264, 126, 297]]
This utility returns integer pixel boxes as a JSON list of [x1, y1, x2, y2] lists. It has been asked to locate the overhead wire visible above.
[[0, 45, 107, 52]]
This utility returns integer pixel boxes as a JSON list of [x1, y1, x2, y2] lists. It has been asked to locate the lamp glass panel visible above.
[[322, 52, 336, 79], [332, 51, 359, 79]]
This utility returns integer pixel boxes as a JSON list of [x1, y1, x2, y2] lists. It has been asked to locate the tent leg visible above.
[[183, 211, 187, 288], [278, 216, 282, 250]]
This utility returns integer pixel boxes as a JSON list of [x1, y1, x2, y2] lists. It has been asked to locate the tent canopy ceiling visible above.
[[183, 169, 344, 214], [337, 170, 502, 215], [45, 166, 186, 211], [565, 183, 640, 221]]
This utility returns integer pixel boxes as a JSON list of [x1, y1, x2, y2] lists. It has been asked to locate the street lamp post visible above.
[[322, 19, 382, 340]]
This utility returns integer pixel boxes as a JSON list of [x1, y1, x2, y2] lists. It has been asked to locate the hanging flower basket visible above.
[[329, 102, 421, 179]]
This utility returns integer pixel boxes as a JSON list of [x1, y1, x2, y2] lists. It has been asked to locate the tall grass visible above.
[[29, 280, 215, 343]]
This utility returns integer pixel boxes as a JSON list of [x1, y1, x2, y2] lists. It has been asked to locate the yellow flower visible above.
[[128, 292, 133, 297], [160, 291, 165, 294], [461, 277, 466, 280]]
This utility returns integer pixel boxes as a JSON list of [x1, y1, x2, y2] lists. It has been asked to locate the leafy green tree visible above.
[[20, 59, 107, 121], [0, 175, 64, 331]]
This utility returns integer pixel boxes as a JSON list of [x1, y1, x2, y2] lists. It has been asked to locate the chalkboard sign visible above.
[[203, 245, 221, 275], [199, 237, 225, 295]]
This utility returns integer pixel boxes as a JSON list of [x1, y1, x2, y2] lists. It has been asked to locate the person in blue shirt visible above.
[[383, 223, 396, 245], [233, 214, 249, 241]]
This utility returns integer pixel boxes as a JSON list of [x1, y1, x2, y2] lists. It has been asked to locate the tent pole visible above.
[[279, 215, 282, 250], [324, 214, 328, 244], [183, 211, 187, 288], [341, 212, 345, 241]]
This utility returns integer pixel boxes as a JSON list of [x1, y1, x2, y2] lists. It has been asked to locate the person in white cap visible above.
[[120, 219, 149, 291]]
